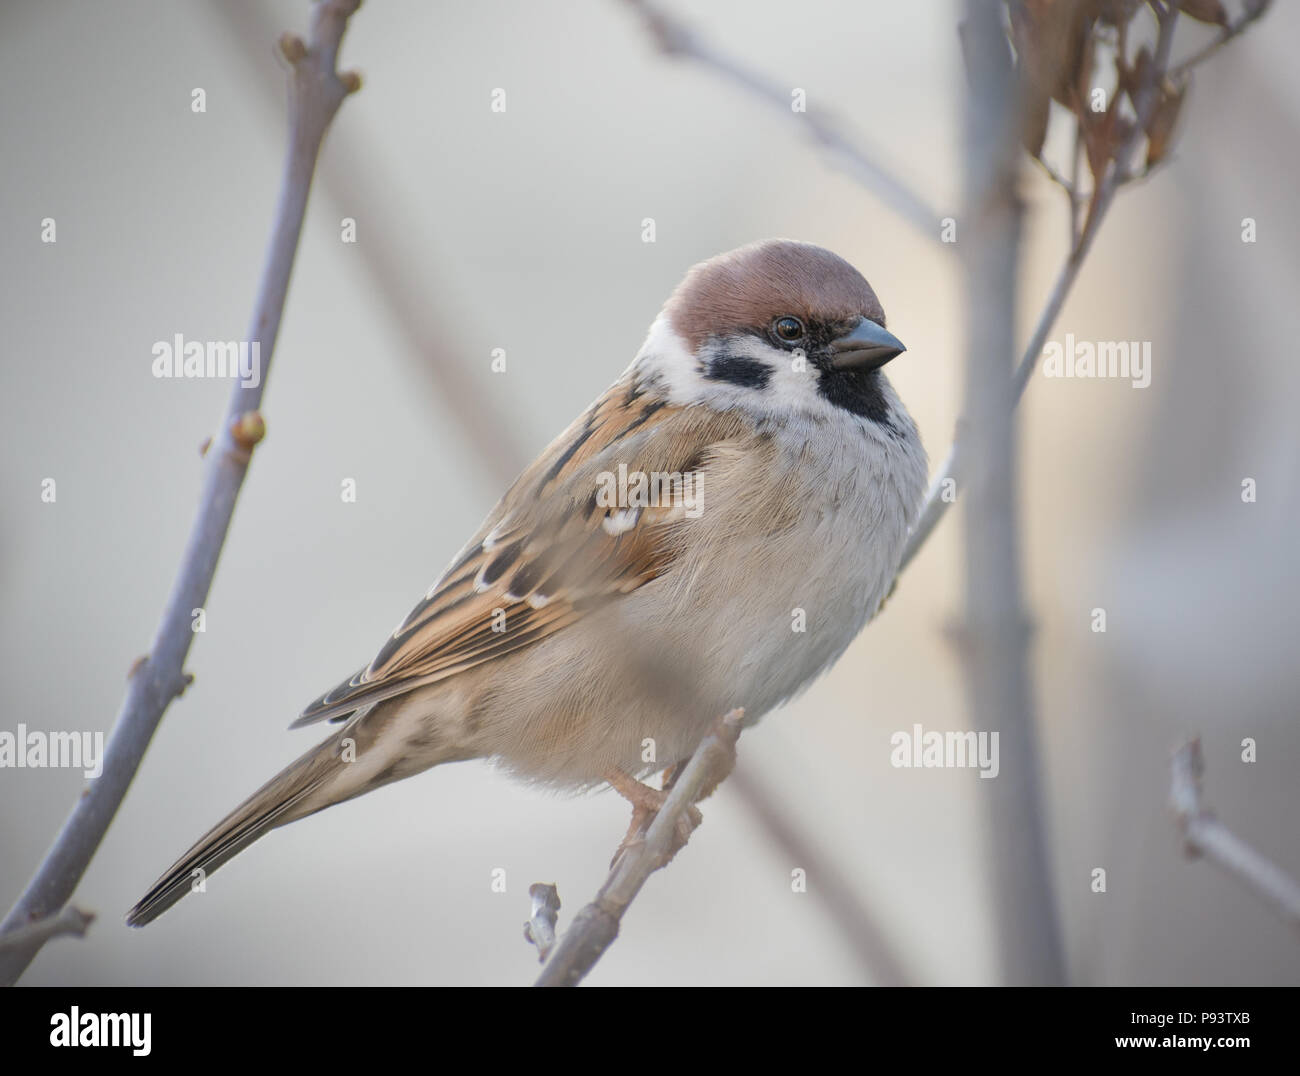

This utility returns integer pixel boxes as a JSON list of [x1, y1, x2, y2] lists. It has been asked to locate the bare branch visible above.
[[619, 0, 941, 242], [899, 3, 1273, 982], [0, 906, 95, 955], [1170, 738, 1300, 935], [535, 710, 743, 986], [1170, 739, 1300, 936], [522, 883, 562, 962], [0, 0, 363, 986], [1066, 117, 1083, 246], [955, 0, 1064, 985], [898, 4, 1188, 577], [1168, 0, 1272, 81], [1032, 154, 1077, 200], [528, 737, 913, 985]]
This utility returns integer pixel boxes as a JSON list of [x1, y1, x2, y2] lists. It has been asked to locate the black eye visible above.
[[773, 316, 805, 343]]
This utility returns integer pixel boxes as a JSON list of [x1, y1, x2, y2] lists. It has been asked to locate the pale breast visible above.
[[465, 384, 927, 789]]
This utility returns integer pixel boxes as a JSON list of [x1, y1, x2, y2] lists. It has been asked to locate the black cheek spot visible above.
[[704, 354, 771, 390]]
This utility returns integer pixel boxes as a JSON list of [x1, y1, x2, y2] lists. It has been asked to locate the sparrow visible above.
[[127, 238, 927, 926]]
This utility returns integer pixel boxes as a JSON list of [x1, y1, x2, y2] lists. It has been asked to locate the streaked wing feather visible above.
[[293, 377, 746, 729]]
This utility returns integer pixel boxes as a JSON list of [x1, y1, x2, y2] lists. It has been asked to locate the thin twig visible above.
[[535, 710, 743, 986], [1066, 117, 1083, 247], [522, 883, 562, 962], [1032, 154, 1076, 199], [897, 5, 1183, 576], [619, 0, 941, 242], [0, 905, 95, 955], [1170, 739, 1300, 935], [1168, 0, 1272, 81], [0, 0, 363, 986]]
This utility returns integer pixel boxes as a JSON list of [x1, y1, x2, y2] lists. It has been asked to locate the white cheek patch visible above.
[[766, 343, 825, 404], [696, 334, 834, 420], [637, 318, 782, 409], [630, 315, 703, 405]]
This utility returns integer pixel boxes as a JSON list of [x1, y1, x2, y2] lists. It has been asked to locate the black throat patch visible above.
[[817, 367, 895, 429]]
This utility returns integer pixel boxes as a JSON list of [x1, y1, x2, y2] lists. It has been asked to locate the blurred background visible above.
[[2, 0, 1297, 986]]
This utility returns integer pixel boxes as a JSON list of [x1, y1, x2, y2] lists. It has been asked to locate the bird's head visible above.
[[638, 239, 908, 427]]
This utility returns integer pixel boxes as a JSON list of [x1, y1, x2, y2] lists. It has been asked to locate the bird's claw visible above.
[[605, 769, 702, 869]]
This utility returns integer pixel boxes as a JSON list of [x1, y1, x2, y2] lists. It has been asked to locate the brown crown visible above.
[[663, 239, 885, 351]]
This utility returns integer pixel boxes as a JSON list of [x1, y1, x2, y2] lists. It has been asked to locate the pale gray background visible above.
[[2, 0, 1297, 985]]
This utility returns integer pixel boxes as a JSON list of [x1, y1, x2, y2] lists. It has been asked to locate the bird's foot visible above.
[[604, 767, 701, 869]]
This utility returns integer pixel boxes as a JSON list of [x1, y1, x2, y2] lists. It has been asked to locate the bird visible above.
[[127, 238, 928, 926]]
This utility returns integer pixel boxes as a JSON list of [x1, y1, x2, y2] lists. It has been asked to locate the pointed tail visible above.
[[127, 707, 443, 926]]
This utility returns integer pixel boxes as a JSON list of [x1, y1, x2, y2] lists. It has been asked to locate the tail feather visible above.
[[129, 696, 462, 927], [126, 730, 347, 927]]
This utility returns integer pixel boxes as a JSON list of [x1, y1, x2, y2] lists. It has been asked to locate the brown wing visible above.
[[292, 375, 750, 728]]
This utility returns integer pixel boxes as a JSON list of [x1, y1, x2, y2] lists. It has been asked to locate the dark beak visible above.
[[829, 318, 906, 371]]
